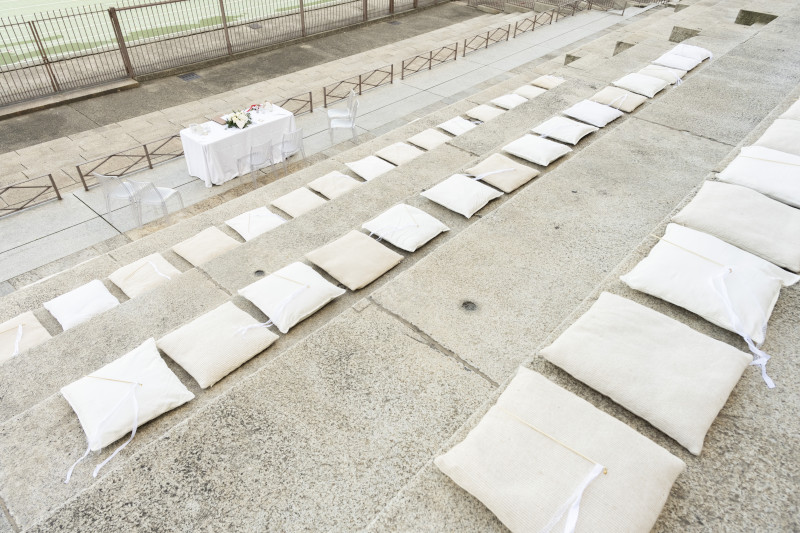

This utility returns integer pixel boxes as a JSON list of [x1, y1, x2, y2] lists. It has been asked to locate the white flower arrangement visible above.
[[225, 110, 252, 130]]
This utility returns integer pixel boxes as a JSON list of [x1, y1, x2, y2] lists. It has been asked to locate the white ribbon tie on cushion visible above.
[[12, 324, 23, 357], [236, 279, 310, 335], [65, 381, 141, 483], [368, 204, 421, 241], [471, 168, 515, 181]]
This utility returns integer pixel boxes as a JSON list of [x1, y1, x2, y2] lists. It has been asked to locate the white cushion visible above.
[[779, 98, 800, 121], [620, 223, 797, 345], [375, 142, 425, 166], [466, 104, 505, 123], [225, 207, 286, 241], [438, 117, 477, 136], [613, 73, 668, 98], [753, 119, 800, 157], [513, 85, 547, 100], [421, 174, 503, 219], [407, 129, 452, 150], [590, 86, 647, 112], [532, 116, 598, 145], [503, 134, 572, 167], [562, 99, 624, 128], [307, 171, 361, 200], [61, 338, 194, 451], [108, 253, 181, 298], [238, 262, 345, 334], [652, 52, 702, 71], [172, 227, 240, 266], [307, 230, 403, 291], [671, 43, 712, 61], [0, 311, 51, 363], [490, 93, 528, 110], [362, 204, 449, 252], [717, 146, 800, 208], [43, 280, 120, 331], [672, 181, 800, 272], [157, 302, 278, 389], [435, 367, 685, 533], [465, 153, 539, 193], [540, 292, 751, 455], [271, 187, 327, 218], [639, 64, 685, 85], [531, 74, 564, 89], [345, 155, 396, 181]]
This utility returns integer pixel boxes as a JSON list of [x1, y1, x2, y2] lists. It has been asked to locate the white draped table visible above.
[[179, 105, 296, 187]]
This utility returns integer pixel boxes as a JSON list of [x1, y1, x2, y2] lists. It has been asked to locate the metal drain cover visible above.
[[178, 72, 200, 81]]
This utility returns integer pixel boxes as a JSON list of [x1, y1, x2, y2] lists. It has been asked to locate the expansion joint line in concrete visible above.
[[0, 494, 20, 533], [630, 115, 736, 148], [367, 297, 499, 388]]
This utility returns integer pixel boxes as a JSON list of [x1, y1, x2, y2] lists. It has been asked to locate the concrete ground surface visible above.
[[1, 0, 800, 531]]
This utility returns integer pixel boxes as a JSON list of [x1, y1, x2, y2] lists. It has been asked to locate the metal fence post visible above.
[[76, 166, 90, 192], [390, 0, 395, 14], [299, 0, 307, 36], [47, 174, 62, 201], [358, 74, 363, 95], [108, 7, 135, 78], [363, 0, 368, 21], [218, 0, 233, 55], [27, 21, 60, 92]]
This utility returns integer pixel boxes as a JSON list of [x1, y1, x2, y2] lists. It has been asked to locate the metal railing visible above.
[[400, 42, 458, 79], [0, 0, 447, 108], [463, 24, 510, 57], [513, 10, 554, 37], [323, 64, 393, 107], [277, 91, 314, 116], [0, 173, 62, 218]]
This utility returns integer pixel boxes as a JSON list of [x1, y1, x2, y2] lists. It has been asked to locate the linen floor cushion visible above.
[[490, 93, 528, 110], [620, 223, 794, 346], [307, 171, 361, 200], [753, 119, 800, 157], [531, 74, 565, 89], [108, 253, 181, 298], [271, 187, 327, 218], [421, 174, 503, 219], [375, 142, 425, 166], [779, 98, 800, 121], [562, 100, 624, 128], [306, 230, 403, 291], [172, 227, 240, 266], [638, 64, 686, 85], [590, 86, 647, 113], [407, 128, 452, 151], [513, 85, 547, 100], [238, 262, 345, 334], [0, 311, 51, 363], [362, 203, 449, 252], [717, 146, 800, 208], [435, 367, 685, 533], [652, 53, 702, 72], [671, 43, 712, 61], [612, 73, 668, 98], [466, 104, 506, 123], [532, 116, 599, 145], [672, 181, 800, 272], [43, 280, 120, 331], [438, 116, 477, 136], [157, 302, 278, 389], [465, 153, 539, 193], [503, 134, 572, 167], [61, 338, 194, 452], [225, 206, 286, 241], [540, 292, 751, 455], [345, 155, 396, 181]]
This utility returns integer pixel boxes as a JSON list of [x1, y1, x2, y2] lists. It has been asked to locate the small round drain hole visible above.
[[254, 270, 265, 277], [461, 301, 477, 311]]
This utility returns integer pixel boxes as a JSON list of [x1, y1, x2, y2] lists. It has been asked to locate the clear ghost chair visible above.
[[127, 179, 184, 225], [280, 129, 306, 176], [92, 172, 141, 227], [237, 140, 275, 187], [326, 89, 357, 123], [329, 99, 359, 145]]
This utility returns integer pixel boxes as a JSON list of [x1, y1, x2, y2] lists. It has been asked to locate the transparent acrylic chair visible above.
[[128, 179, 184, 225], [329, 100, 359, 144], [280, 129, 306, 176], [237, 140, 275, 187], [92, 172, 141, 227], [326, 89, 357, 122]]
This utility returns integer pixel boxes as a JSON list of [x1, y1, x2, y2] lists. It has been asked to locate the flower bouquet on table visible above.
[[225, 110, 252, 130]]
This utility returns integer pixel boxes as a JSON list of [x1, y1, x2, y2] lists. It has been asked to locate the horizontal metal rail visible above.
[[400, 42, 457, 80], [323, 64, 393, 107], [463, 24, 510, 57]]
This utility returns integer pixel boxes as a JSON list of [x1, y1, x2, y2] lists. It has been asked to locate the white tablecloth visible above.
[[180, 106, 296, 187]]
